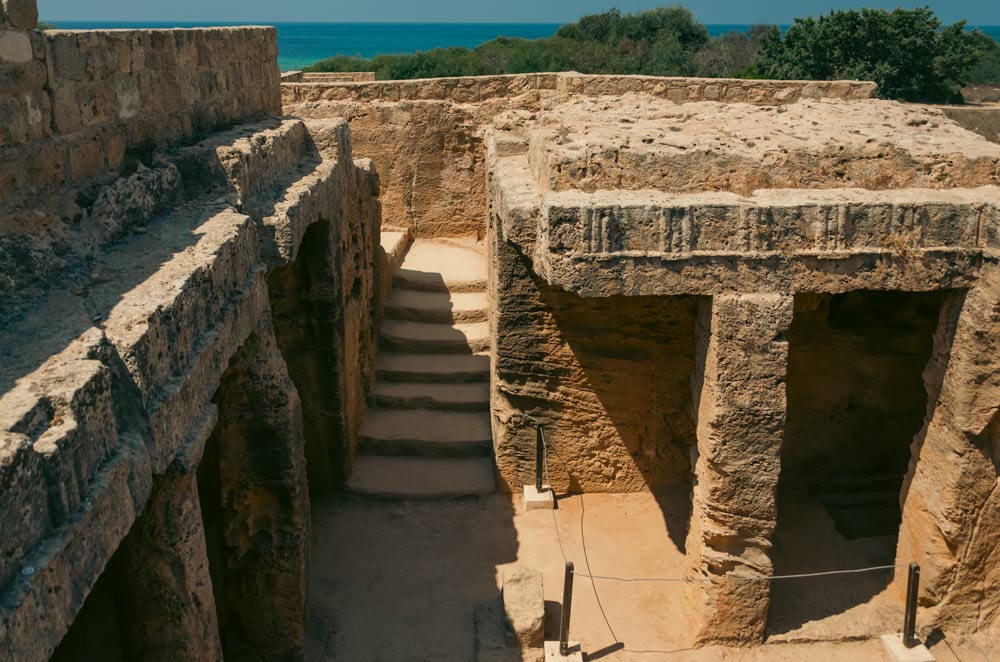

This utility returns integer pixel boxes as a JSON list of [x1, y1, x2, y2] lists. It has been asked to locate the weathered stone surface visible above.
[[1, 0, 36, 30], [501, 565, 544, 648], [490, 228, 698, 493], [0, 29, 31, 62], [205, 313, 310, 660], [115, 450, 224, 662], [0, 44, 384, 661], [522, 95, 1000, 194], [896, 269, 1000, 635], [685, 294, 792, 646], [283, 73, 877, 239]]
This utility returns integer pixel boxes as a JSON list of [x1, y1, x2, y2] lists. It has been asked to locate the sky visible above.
[[39, 0, 1000, 26]]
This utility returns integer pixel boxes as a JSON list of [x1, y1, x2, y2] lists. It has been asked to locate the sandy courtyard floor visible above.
[[307, 490, 994, 662]]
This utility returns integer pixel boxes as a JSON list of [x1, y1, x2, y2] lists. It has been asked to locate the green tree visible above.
[[753, 7, 985, 102], [967, 31, 1000, 85]]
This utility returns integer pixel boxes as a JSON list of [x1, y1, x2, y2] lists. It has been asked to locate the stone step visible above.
[[380, 320, 490, 354], [375, 352, 490, 383], [393, 237, 488, 293], [386, 289, 488, 324], [370, 382, 490, 411], [348, 455, 496, 498], [357, 409, 492, 457]]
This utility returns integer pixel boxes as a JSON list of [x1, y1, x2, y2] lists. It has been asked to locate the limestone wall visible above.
[[0, 15, 384, 654], [282, 73, 876, 238], [0, 3, 280, 321]]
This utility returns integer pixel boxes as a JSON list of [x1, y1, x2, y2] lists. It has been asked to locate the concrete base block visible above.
[[524, 485, 555, 510], [881, 634, 935, 662], [544, 641, 583, 661]]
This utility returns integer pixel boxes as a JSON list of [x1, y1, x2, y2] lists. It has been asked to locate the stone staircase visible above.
[[348, 238, 497, 497]]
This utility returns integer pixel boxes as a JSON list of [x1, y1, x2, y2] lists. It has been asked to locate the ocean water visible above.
[[53, 21, 1000, 72]]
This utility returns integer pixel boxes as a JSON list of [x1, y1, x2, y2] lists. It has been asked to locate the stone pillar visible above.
[[686, 293, 793, 646], [115, 407, 224, 662], [209, 313, 311, 660], [896, 269, 1000, 635]]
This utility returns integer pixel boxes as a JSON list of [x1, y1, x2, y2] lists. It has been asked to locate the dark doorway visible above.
[[767, 290, 946, 639]]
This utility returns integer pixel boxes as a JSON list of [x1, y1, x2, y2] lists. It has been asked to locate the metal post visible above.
[[903, 562, 920, 648], [559, 561, 574, 655], [535, 424, 544, 492]]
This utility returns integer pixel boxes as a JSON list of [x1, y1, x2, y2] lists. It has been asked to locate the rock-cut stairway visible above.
[[348, 238, 497, 497]]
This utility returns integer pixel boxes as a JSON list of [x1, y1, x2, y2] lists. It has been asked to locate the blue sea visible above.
[[53, 21, 1000, 72]]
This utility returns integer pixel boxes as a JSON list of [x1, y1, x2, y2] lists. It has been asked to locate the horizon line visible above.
[[46, 18, 1000, 26]]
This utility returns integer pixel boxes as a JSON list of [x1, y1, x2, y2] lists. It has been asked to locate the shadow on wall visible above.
[[491, 235, 700, 554]]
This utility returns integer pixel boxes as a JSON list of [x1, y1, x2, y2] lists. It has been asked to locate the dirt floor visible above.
[[307, 490, 995, 662]]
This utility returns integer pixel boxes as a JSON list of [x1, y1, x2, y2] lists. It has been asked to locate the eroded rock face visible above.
[[490, 228, 697, 493], [521, 96, 1000, 195], [205, 313, 310, 660], [685, 294, 792, 645], [282, 73, 878, 240]]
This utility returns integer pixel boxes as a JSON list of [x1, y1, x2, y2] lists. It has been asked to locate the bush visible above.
[[967, 31, 1000, 85], [694, 25, 777, 78], [753, 7, 986, 102], [307, 5, 709, 78], [305, 4, 994, 102]]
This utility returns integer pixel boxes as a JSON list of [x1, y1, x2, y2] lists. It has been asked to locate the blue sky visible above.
[[40, 0, 1000, 25]]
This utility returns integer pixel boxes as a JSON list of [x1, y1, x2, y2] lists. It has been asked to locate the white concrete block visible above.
[[544, 641, 583, 661], [881, 633, 935, 662], [524, 484, 555, 510]]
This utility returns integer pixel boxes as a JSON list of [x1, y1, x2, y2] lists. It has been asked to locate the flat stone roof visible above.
[[503, 94, 1000, 194]]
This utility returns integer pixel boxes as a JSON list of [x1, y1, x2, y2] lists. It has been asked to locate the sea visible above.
[[53, 21, 1000, 72]]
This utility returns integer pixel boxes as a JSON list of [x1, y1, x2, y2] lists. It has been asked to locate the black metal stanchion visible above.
[[903, 562, 920, 648], [559, 561, 574, 656], [535, 424, 544, 492]]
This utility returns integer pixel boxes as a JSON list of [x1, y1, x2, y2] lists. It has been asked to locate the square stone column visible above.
[[686, 294, 793, 646], [114, 407, 223, 662], [896, 269, 1000, 635]]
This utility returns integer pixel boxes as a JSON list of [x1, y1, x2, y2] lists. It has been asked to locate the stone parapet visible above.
[[282, 71, 875, 106]]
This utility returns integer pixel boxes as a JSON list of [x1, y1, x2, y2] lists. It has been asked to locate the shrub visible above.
[[967, 31, 1000, 85], [753, 7, 986, 102]]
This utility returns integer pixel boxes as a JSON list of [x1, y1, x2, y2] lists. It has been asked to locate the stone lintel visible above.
[[686, 293, 793, 646]]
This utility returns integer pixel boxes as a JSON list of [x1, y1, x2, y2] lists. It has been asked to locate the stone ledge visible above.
[[281, 72, 876, 106]]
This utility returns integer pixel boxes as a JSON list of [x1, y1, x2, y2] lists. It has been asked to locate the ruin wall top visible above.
[[1, 16, 281, 213], [281, 71, 877, 106]]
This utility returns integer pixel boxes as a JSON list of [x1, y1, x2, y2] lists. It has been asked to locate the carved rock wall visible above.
[[489, 225, 698, 493]]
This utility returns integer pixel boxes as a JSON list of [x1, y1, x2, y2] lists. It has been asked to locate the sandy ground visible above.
[[308, 490, 994, 662]]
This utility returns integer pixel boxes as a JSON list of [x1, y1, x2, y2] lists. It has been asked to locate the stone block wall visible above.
[[282, 72, 877, 239], [0, 1, 281, 321]]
